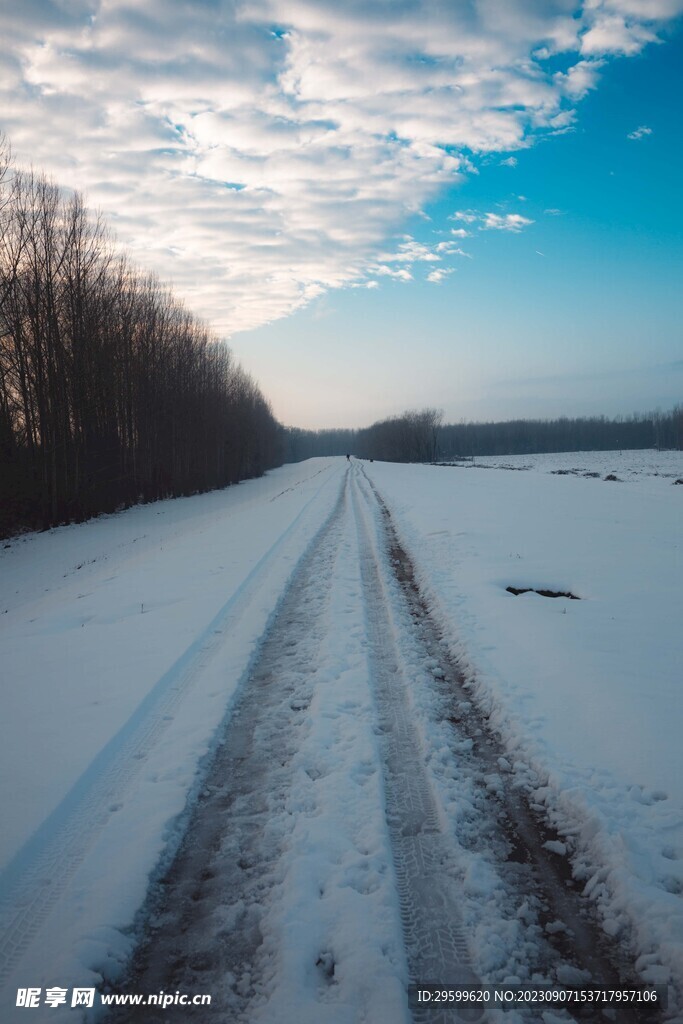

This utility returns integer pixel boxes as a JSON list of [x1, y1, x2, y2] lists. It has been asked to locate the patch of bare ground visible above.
[[506, 586, 581, 600]]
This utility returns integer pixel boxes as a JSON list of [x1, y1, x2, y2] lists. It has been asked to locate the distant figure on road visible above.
[[346, 453, 350, 461]]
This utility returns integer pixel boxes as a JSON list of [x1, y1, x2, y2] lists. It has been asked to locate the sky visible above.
[[1, 0, 682, 429]]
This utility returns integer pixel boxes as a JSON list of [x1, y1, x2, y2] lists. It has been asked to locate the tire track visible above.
[[351, 473, 479, 1024], [106, 481, 351, 1021], [114, 468, 482, 1024]]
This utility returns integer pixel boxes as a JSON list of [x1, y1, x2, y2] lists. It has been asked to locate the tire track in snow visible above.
[[351, 472, 479, 1024], [115, 467, 480, 1024], [0, 469, 341, 994], [108, 477, 369, 1021]]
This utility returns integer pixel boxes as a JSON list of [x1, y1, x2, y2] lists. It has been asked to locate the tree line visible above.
[[283, 409, 442, 464], [0, 139, 283, 537], [283, 426, 356, 463], [436, 410, 683, 458], [286, 407, 682, 464], [355, 409, 442, 462]]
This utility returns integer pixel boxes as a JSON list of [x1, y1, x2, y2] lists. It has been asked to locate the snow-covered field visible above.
[[0, 450, 681, 1021], [372, 451, 683, 993]]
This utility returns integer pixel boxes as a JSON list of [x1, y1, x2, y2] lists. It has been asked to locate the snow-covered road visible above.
[[1, 454, 681, 1022], [121, 466, 485, 1024]]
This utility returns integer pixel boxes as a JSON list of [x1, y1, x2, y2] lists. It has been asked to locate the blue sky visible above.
[[237, 24, 683, 427], [1, 1, 682, 428]]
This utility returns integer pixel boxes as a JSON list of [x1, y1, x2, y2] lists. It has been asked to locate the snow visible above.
[[1, 449, 681, 1021]]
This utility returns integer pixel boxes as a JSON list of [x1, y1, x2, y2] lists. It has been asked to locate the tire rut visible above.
[[105, 483, 350, 1022], [351, 476, 478, 1024]]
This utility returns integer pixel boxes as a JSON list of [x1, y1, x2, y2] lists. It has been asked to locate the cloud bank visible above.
[[1, 0, 680, 334]]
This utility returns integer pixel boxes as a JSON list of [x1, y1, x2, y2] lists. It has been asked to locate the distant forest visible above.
[[285, 406, 683, 465], [0, 140, 282, 536]]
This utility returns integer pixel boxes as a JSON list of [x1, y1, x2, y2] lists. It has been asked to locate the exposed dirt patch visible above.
[[432, 462, 531, 471], [506, 586, 581, 600]]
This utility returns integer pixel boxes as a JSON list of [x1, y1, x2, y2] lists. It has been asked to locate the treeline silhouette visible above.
[[286, 407, 682, 464], [283, 426, 356, 462], [437, 409, 683, 458], [356, 409, 442, 463], [0, 141, 282, 537], [283, 411, 442, 464]]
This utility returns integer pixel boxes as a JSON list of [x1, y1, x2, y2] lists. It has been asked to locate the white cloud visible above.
[[449, 209, 533, 233], [482, 212, 534, 232], [627, 125, 653, 140], [376, 239, 441, 264], [500, 156, 518, 167], [449, 228, 471, 238], [451, 211, 481, 224], [0, 0, 679, 334], [436, 242, 472, 258], [373, 265, 413, 282], [427, 268, 454, 284], [555, 59, 605, 100], [581, 13, 656, 55], [368, 234, 474, 281]]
